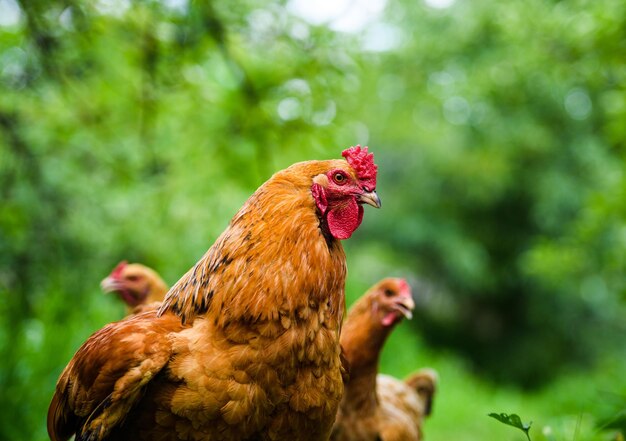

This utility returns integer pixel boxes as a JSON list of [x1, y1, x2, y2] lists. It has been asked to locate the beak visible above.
[[100, 277, 120, 294], [358, 190, 381, 208], [394, 296, 415, 320]]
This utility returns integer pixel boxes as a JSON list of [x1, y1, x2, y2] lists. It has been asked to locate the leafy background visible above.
[[0, 0, 625, 440]]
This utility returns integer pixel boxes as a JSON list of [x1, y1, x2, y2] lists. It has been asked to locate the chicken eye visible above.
[[127, 275, 139, 282], [384, 289, 395, 297], [333, 172, 347, 185]]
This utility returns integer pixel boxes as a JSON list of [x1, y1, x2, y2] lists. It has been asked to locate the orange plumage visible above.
[[48, 147, 380, 441], [331, 279, 437, 441], [100, 261, 168, 315]]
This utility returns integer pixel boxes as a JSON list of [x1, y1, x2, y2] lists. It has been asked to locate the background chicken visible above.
[[48, 146, 380, 441], [100, 261, 168, 314], [332, 278, 437, 441]]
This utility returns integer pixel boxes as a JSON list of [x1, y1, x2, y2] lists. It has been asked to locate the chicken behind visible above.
[[332, 278, 437, 441], [100, 261, 168, 314]]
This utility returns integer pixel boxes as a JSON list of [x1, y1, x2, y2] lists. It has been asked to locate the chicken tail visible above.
[[47, 391, 75, 441], [405, 368, 438, 416]]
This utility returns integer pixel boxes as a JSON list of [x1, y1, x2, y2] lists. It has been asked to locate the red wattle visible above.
[[382, 312, 399, 326], [327, 198, 363, 240], [119, 289, 141, 307]]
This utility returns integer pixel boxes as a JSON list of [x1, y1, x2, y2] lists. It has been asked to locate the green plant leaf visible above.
[[488, 412, 532, 441]]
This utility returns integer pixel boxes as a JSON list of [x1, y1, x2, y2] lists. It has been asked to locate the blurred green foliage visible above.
[[0, 0, 625, 440], [356, 0, 626, 388]]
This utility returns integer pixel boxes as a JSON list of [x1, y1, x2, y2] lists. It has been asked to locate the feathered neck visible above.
[[158, 161, 348, 326], [340, 298, 394, 415]]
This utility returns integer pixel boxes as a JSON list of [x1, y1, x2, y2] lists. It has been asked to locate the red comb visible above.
[[398, 278, 411, 295], [111, 260, 128, 279], [342, 145, 377, 190]]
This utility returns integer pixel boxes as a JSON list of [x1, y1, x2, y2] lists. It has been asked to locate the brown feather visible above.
[[331, 279, 437, 441], [158, 159, 350, 325], [48, 311, 184, 441], [49, 157, 374, 441]]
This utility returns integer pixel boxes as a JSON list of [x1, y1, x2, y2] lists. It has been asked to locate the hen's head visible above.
[[311, 145, 381, 240], [366, 278, 415, 327], [100, 261, 168, 307]]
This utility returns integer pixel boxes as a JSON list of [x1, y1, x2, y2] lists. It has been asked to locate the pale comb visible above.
[[111, 260, 128, 278]]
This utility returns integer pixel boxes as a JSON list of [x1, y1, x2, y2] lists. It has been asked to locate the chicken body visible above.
[[100, 261, 168, 314], [331, 279, 436, 441], [376, 371, 438, 441], [48, 148, 380, 441]]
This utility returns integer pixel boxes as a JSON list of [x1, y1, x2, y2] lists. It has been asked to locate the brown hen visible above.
[[48, 146, 380, 441], [100, 261, 168, 315], [332, 278, 437, 441]]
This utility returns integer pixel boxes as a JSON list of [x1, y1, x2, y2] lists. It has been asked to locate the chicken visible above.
[[48, 146, 381, 441], [374, 369, 438, 441], [331, 278, 437, 441], [100, 261, 168, 314]]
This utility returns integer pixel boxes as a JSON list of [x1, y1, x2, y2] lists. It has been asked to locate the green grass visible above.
[[378, 323, 625, 441]]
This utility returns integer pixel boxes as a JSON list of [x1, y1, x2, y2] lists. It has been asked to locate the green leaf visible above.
[[488, 412, 532, 441]]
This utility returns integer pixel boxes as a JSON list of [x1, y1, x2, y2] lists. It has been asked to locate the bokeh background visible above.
[[1, 0, 625, 439]]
